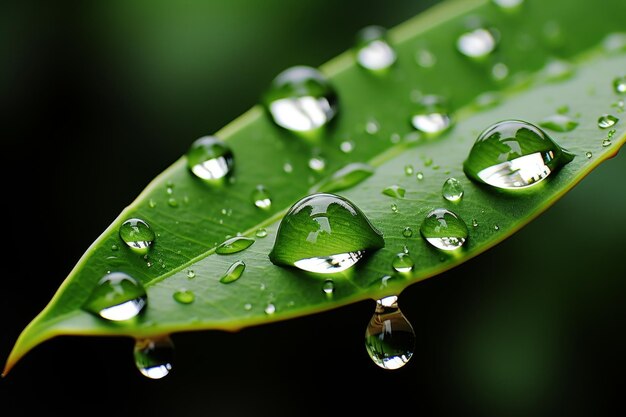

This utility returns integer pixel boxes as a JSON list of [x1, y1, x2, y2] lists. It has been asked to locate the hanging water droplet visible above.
[[340, 140, 355, 153], [602, 138, 612, 147], [263, 66, 337, 134], [402, 227, 413, 238], [456, 26, 498, 60], [613, 76, 626, 94], [463, 120, 574, 189], [392, 252, 414, 273], [416, 171, 424, 181], [415, 47, 437, 68], [256, 228, 268, 238], [391, 203, 398, 213], [308, 156, 326, 172], [119, 218, 155, 255], [355, 25, 396, 72], [312, 163, 375, 193], [322, 279, 335, 296], [269, 193, 384, 274], [173, 289, 195, 304], [82, 272, 147, 321], [220, 260, 246, 284], [420, 208, 469, 251], [216, 236, 255, 254], [252, 185, 272, 209], [364, 295, 415, 370], [539, 114, 579, 132], [492, 0, 524, 12], [264, 303, 276, 315], [382, 185, 406, 198], [410, 95, 453, 137], [404, 165, 414, 176], [442, 178, 464, 202], [186, 136, 234, 182], [598, 114, 619, 129], [134, 337, 174, 379]]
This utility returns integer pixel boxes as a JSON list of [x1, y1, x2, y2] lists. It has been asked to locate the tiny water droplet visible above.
[[119, 218, 155, 254], [355, 25, 397, 72], [456, 26, 498, 60], [416, 171, 424, 181], [111, 244, 119, 251], [263, 66, 337, 134], [216, 236, 255, 254], [186, 136, 234, 182], [404, 165, 414, 176], [167, 197, 178, 208], [187, 270, 196, 279], [244, 303, 252, 311], [252, 185, 272, 209], [402, 227, 413, 238], [585, 151, 593, 159], [472, 218, 479, 227], [340, 140, 355, 153], [424, 157, 433, 167], [614, 76, 626, 94], [148, 199, 157, 208], [264, 303, 276, 315], [463, 120, 574, 189], [602, 138, 612, 147], [173, 289, 195, 304], [82, 272, 147, 321], [492, 0, 524, 12], [539, 114, 579, 132], [415, 47, 437, 68], [442, 178, 464, 202], [598, 114, 619, 129], [365, 119, 380, 134], [308, 156, 326, 172], [322, 279, 335, 296], [382, 185, 406, 198], [392, 252, 414, 273], [411, 95, 453, 137], [365, 296, 415, 370], [491, 62, 509, 81], [256, 228, 268, 238], [134, 337, 174, 380], [391, 203, 398, 213], [269, 193, 384, 274], [494, 224, 500, 231], [220, 260, 246, 284], [283, 162, 293, 173], [420, 208, 468, 251]]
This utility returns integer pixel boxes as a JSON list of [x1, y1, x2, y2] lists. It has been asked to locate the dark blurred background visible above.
[[2, 1, 625, 416]]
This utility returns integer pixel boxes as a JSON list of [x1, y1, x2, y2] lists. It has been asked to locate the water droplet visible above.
[[613, 76, 626, 94], [420, 208, 468, 251], [364, 295, 415, 370], [119, 218, 155, 254], [111, 244, 119, 251], [491, 62, 509, 81], [252, 185, 272, 209], [472, 218, 479, 227], [82, 272, 147, 321], [148, 199, 157, 208], [382, 185, 406, 198], [442, 178, 464, 202], [391, 203, 398, 213], [598, 114, 619, 129], [602, 138, 612, 147], [186, 136, 234, 182], [410, 95, 453, 137], [463, 120, 574, 189], [402, 227, 413, 238], [283, 162, 293, 173], [416, 171, 424, 181], [494, 224, 500, 231], [219, 260, 246, 284], [415, 47, 437, 68], [392, 252, 414, 273], [340, 140, 355, 153], [322, 279, 335, 296], [256, 228, 268, 238], [173, 289, 195, 304], [608, 129, 617, 138], [456, 26, 498, 60], [308, 156, 326, 172], [539, 114, 579, 132], [585, 151, 593, 159], [312, 163, 375, 193], [365, 119, 380, 134], [404, 165, 414, 176], [185, 270, 196, 279], [264, 303, 276, 315], [269, 193, 384, 274], [263, 66, 337, 134], [167, 197, 178, 208], [355, 25, 396, 72], [244, 303, 252, 311], [134, 337, 174, 379], [492, 0, 524, 12], [216, 236, 255, 254]]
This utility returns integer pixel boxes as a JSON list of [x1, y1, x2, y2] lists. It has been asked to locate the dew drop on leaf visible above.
[[186, 136, 234, 182], [220, 260, 246, 284], [420, 208, 469, 251], [215, 236, 255, 255], [82, 272, 147, 321], [173, 289, 195, 304], [442, 178, 464, 202], [119, 218, 155, 255], [355, 25, 397, 72]]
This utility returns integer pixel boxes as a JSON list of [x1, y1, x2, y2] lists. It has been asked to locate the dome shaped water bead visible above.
[[186, 136, 234, 182]]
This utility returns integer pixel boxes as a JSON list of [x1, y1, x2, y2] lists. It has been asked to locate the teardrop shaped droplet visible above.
[[82, 272, 147, 321], [186, 136, 234, 182], [312, 163, 375, 193], [420, 208, 469, 251], [263, 66, 337, 134], [134, 336, 174, 379], [172, 289, 195, 304], [463, 119, 574, 189], [355, 25, 397, 72], [269, 193, 384, 274], [382, 185, 406, 199], [392, 252, 414, 273], [119, 218, 155, 255], [252, 185, 272, 209], [442, 178, 464, 202], [410, 95, 453, 137], [322, 279, 335, 296], [539, 114, 579, 132], [456, 25, 498, 61], [220, 260, 246, 284], [216, 236, 255, 255], [598, 114, 619, 129], [364, 295, 415, 370], [614, 76, 626, 94]]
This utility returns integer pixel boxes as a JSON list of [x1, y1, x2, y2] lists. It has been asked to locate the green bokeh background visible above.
[[1, 1, 625, 416]]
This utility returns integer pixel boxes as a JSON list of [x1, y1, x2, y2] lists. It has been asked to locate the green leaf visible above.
[[5, 0, 626, 374]]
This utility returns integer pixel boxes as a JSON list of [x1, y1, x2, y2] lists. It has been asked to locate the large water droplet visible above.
[[539, 114, 579, 132], [442, 178, 464, 202], [312, 163, 375, 193], [463, 120, 573, 189], [598, 114, 619, 129], [186, 136, 234, 182], [355, 25, 397, 72], [456, 26, 498, 60], [364, 295, 415, 370], [119, 218, 155, 255], [614, 76, 626, 94], [410, 95, 453, 137], [263, 66, 337, 134], [220, 260, 246, 284], [252, 185, 272, 209], [420, 208, 468, 251], [216, 236, 255, 254], [83, 272, 147, 321], [392, 252, 414, 273], [134, 337, 174, 379], [382, 185, 406, 198], [269, 193, 384, 273]]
